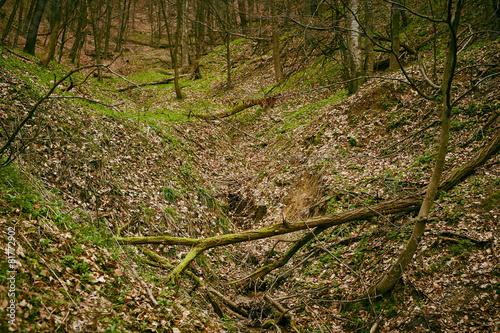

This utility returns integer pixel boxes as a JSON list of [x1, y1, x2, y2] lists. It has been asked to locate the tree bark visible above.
[[24, 0, 48, 55], [181, 0, 189, 68], [347, 0, 364, 93], [223, 0, 232, 88], [69, 0, 87, 63], [103, 0, 113, 59], [57, 2, 71, 63], [88, 0, 103, 82], [195, 0, 206, 59], [115, 0, 130, 53], [237, 0, 248, 33], [23, 0, 37, 36], [272, 30, 282, 82], [41, 0, 61, 67], [365, 1, 374, 75], [173, 0, 184, 98], [12, 0, 24, 48], [390, 2, 401, 71], [375, 0, 464, 295], [1, 0, 20, 43], [247, 0, 254, 26], [225, 29, 232, 87]]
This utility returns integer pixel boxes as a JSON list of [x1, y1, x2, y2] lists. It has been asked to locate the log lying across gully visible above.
[[194, 99, 260, 120], [116, 130, 500, 282], [117, 74, 188, 92]]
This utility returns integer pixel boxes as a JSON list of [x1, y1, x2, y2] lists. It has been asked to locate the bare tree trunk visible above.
[[390, 2, 401, 71], [181, 0, 189, 68], [69, 0, 87, 63], [24, 0, 48, 54], [270, 1, 282, 82], [103, 0, 113, 59], [57, 2, 70, 63], [12, 0, 24, 48], [375, 0, 464, 295], [131, 0, 136, 29], [347, 0, 363, 93], [492, 0, 500, 30], [157, 2, 162, 45], [23, 0, 37, 36], [193, 0, 206, 79], [174, 0, 184, 98], [88, 0, 103, 82], [115, 0, 130, 52], [224, 0, 232, 88], [160, 0, 181, 98], [148, 1, 154, 44], [225, 30, 232, 88], [76, 30, 87, 67], [272, 31, 282, 82], [195, 0, 206, 58], [365, 1, 374, 75], [237, 0, 248, 33], [41, 0, 61, 67], [1, 0, 20, 43]]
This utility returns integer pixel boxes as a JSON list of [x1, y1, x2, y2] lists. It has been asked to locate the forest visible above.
[[0, 0, 499, 332]]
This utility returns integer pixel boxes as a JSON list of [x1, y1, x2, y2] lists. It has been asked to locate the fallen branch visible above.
[[116, 130, 500, 282], [461, 111, 499, 147], [195, 99, 260, 120], [138, 246, 249, 318], [383, 120, 440, 154], [231, 226, 329, 285], [48, 95, 122, 112], [264, 294, 301, 333], [117, 74, 188, 92], [207, 287, 249, 318], [197, 108, 268, 145], [437, 231, 491, 245]]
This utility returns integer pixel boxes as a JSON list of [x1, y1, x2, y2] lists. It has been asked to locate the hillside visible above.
[[1, 1, 500, 332]]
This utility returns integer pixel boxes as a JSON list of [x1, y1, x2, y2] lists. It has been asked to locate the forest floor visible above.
[[0, 35, 500, 333]]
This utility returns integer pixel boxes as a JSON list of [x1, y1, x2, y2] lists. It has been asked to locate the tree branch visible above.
[[117, 130, 500, 282]]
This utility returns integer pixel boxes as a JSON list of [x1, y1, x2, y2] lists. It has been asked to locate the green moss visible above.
[[480, 191, 500, 211]]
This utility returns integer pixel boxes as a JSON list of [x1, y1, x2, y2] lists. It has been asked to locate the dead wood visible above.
[[138, 246, 250, 318], [263, 294, 300, 333], [207, 287, 249, 318], [462, 111, 499, 147], [231, 226, 329, 285], [116, 130, 500, 282], [195, 99, 260, 120], [117, 74, 188, 92]]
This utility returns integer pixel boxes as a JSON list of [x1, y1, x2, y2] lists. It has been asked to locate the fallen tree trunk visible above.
[[117, 74, 188, 92], [116, 130, 500, 282], [195, 99, 260, 120]]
